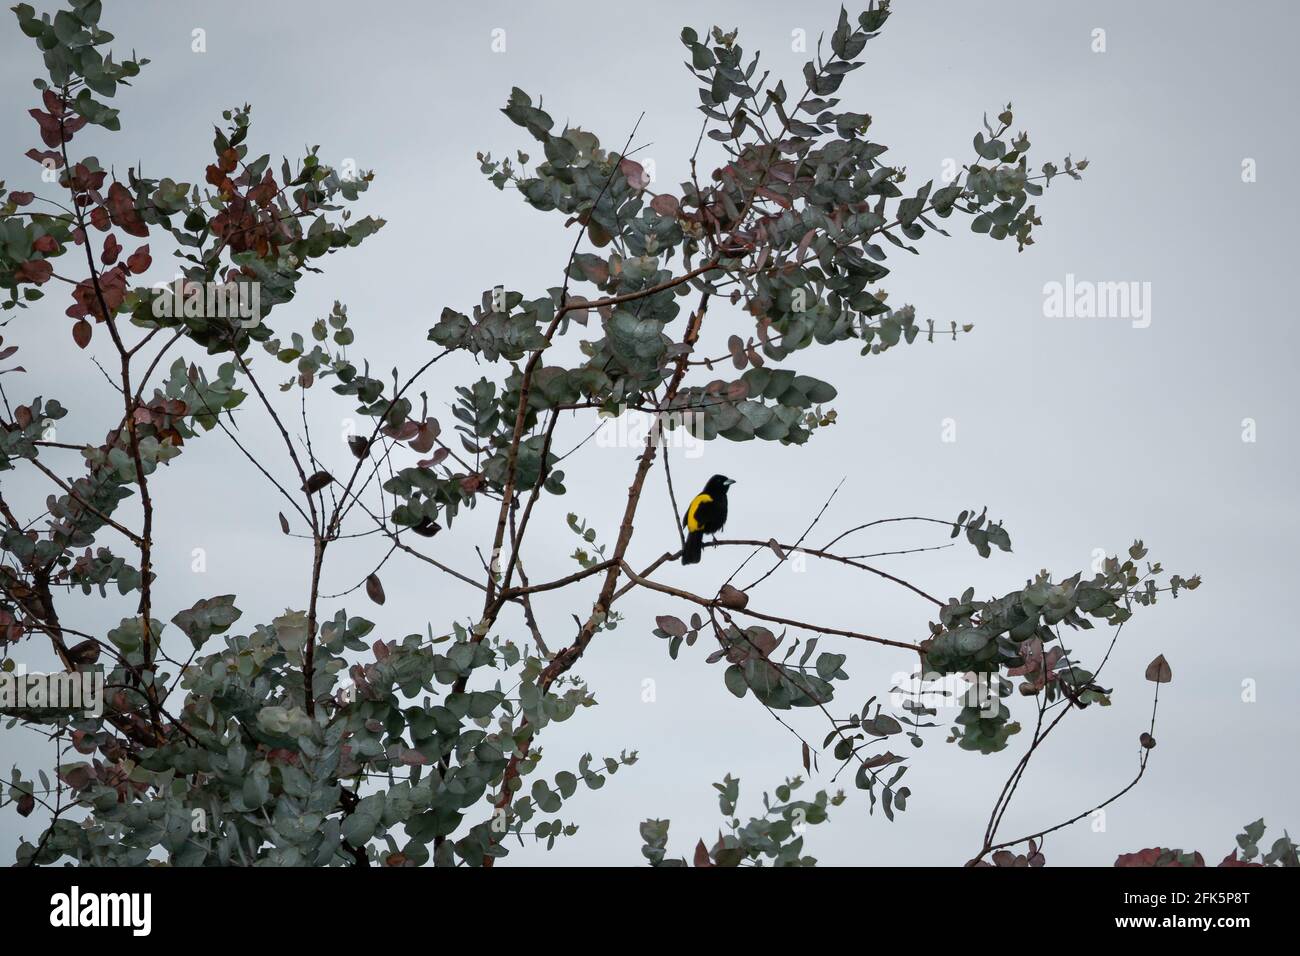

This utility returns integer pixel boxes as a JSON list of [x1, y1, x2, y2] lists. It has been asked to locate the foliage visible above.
[[641, 775, 843, 867], [1115, 820, 1299, 868], [0, 0, 1233, 869]]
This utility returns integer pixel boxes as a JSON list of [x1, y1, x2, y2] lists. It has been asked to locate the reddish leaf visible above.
[[416, 447, 449, 469], [408, 418, 441, 455], [28, 108, 62, 147], [68, 162, 104, 192], [8, 191, 34, 207], [650, 193, 679, 217], [587, 220, 612, 247], [32, 235, 58, 254], [277, 512, 290, 535], [105, 182, 148, 237], [727, 334, 747, 370], [575, 258, 608, 285], [693, 839, 713, 868], [58, 764, 92, 790], [1218, 852, 1264, 868], [619, 157, 649, 190], [384, 420, 420, 441], [795, 227, 816, 263], [72, 319, 92, 349], [24, 148, 63, 169], [66, 265, 129, 323], [655, 615, 687, 637], [365, 573, 386, 606], [100, 233, 121, 265], [747, 627, 779, 656], [755, 185, 793, 209], [205, 164, 229, 189], [1115, 847, 1204, 867], [1144, 654, 1172, 683], [724, 379, 750, 401], [862, 751, 902, 770], [14, 259, 52, 285], [126, 244, 152, 275]]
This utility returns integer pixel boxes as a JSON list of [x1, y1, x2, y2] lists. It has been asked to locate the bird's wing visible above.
[[684, 493, 712, 531]]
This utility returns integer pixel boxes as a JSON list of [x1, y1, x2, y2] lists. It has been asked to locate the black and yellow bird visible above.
[[681, 474, 735, 564]]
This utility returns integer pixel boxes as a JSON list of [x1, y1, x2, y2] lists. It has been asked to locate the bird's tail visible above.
[[682, 530, 704, 565]]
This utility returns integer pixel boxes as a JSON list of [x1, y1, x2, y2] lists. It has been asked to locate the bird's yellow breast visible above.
[[686, 493, 712, 532]]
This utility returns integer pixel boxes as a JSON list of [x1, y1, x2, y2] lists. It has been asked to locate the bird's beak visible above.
[[725, 478, 736, 487]]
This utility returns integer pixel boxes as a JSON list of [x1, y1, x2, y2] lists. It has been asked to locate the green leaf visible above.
[[171, 594, 241, 649]]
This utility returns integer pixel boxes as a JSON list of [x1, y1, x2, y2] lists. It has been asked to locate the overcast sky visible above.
[[2, 0, 1297, 866]]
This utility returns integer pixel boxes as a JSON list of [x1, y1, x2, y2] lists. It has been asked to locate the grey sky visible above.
[[1, 0, 1296, 865]]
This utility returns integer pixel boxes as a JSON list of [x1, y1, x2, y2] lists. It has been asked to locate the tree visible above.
[[0, 0, 1256, 868]]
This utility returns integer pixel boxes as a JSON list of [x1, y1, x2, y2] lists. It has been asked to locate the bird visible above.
[[681, 474, 735, 564]]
